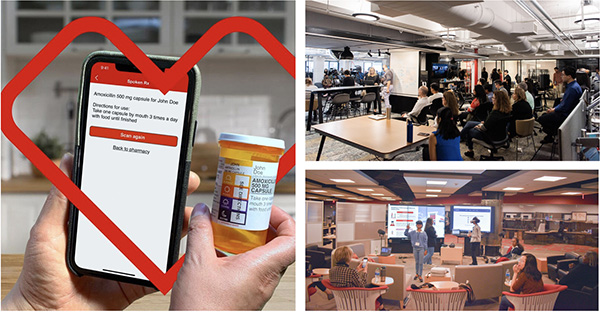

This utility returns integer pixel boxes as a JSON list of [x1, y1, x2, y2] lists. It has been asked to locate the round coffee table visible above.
[[313, 268, 330, 276], [371, 276, 394, 286]]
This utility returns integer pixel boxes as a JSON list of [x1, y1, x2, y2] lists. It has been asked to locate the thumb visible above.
[[185, 203, 217, 265], [33, 153, 73, 236]]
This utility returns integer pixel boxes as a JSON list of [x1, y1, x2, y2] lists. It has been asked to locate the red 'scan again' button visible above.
[[89, 126, 178, 147]]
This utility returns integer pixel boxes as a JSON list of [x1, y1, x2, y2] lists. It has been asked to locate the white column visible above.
[[313, 56, 325, 83]]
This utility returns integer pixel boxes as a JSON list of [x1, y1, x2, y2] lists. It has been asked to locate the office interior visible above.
[[305, 170, 598, 310], [1, 1, 294, 310], [305, 0, 600, 161]]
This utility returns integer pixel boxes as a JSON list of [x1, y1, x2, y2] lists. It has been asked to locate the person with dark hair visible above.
[[462, 91, 512, 159], [405, 221, 428, 282], [442, 90, 460, 119], [342, 70, 354, 86], [424, 218, 437, 265], [428, 107, 462, 161], [502, 81, 512, 98], [491, 68, 500, 88], [458, 84, 487, 126], [538, 66, 582, 144], [478, 78, 487, 85], [504, 70, 512, 90], [553, 67, 564, 94], [509, 87, 533, 138], [484, 84, 494, 103], [428, 82, 443, 104], [499, 254, 544, 310], [518, 81, 535, 111], [468, 217, 481, 265], [495, 79, 508, 96], [489, 237, 525, 263], [482, 67, 488, 83], [559, 250, 598, 290]]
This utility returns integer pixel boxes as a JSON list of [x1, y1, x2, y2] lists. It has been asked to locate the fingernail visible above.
[[191, 203, 209, 218]]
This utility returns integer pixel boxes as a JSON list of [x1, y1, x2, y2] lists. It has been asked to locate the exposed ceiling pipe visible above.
[[514, 0, 581, 56], [529, 0, 584, 55]]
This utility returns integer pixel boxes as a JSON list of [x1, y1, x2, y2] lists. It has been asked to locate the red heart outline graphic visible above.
[[1, 16, 295, 294]]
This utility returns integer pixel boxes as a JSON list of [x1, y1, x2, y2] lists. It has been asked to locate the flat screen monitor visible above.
[[387, 205, 445, 238], [432, 63, 449, 79], [451, 205, 494, 233]]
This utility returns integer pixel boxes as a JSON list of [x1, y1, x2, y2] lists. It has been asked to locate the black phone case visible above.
[[66, 51, 200, 288]]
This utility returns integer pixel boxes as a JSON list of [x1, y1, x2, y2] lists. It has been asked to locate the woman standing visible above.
[[468, 217, 481, 265], [405, 220, 428, 282], [364, 67, 380, 85], [424, 218, 437, 265]]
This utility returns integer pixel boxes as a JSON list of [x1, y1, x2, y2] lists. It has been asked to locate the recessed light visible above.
[[311, 190, 326, 193], [503, 187, 524, 191], [427, 180, 447, 185], [426, 189, 442, 192], [426, 194, 438, 197], [358, 188, 374, 191], [372, 193, 385, 196], [351, 12, 380, 21], [561, 192, 582, 195], [534, 176, 567, 182], [356, 198, 366, 201], [330, 179, 355, 183], [332, 194, 345, 197]]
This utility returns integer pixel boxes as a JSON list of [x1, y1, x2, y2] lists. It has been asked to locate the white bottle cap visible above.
[[219, 133, 285, 150]]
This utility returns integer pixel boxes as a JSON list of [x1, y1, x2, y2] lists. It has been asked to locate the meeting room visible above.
[[305, 170, 598, 311], [304, 0, 600, 161]]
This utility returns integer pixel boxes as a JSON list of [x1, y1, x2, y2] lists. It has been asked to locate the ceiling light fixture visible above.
[[352, 12, 380, 21], [378, 49, 381, 57], [358, 188, 374, 191], [332, 194, 345, 197], [330, 179, 355, 183], [561, 192, 582, 195], [340, 46, 354, 60], [575, 0, 600, 28], [426, 194, 438, 197], [311, 190, 326, 193], [503, 187, 524, 191], [427, 180, 447, 185], [372, 193, 385, 196], [384, 49, 391, 56], [534, 176, 567, 182], [367, 50, 372, 57], [426, 189, 442, 193]]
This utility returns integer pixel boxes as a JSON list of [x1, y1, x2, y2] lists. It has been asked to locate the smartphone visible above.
[[67, 51, 200, 287], [362, 258, 368, 268]]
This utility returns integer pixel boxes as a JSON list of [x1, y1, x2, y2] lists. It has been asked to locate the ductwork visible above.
[[371, 1, 540, 54]]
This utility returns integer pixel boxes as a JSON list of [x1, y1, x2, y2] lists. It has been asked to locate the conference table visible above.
[[306, 85, 383, 131], [312, 116, 435, 161]]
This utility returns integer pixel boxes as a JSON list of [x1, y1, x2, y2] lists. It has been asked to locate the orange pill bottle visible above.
[[211, 133, 285, 254]]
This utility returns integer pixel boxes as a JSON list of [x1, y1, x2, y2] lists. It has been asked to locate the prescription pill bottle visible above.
[[211, 133, 285, 254]]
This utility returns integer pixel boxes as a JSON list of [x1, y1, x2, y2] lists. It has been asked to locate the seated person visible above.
[[426, 107, 462, 161], [499, 254, 544, 310], [458, 84, 487, 126], [306, 263, 334, 300], [487, 238, 524, 263], [495, 79, 508, 97], [485, 84, 494, 103], [461, 90, 512, 159], [509, 86, 533, 138], [330, 246, 384, 309], [401, 86, 430, 121], [538, 66, 583, 144], [342, 70, 355, 86], [428, 83, 443, 104], [518, 81, 535, 111], [559, 251, 598, 290]]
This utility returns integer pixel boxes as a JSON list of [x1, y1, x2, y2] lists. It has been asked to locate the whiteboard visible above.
[[390, 49, 420, 97]]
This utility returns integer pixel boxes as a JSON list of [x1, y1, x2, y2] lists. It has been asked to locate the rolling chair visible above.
[[471, 116, 511, 160], [513, 117, 536, 161]]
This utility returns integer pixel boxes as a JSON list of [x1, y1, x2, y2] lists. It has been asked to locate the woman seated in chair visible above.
[[499, 253, 544, 310], [426, 107, 462, 161], [461, 90, 512, 159], [487, 237, 524, 263], [508, 86, 533, 138], [559, 251, 598, 290], [458, 84, 487, 126], [330, 246, 384, 309]]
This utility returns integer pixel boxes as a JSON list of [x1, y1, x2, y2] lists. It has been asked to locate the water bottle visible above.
[[375, 268, 381, 283], [380, 266, 386, 282], [505, 269, 511, 283], [407, 119, 414, 143]]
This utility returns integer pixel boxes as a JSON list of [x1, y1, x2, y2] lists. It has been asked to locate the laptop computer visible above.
[[380, 247, 392, 257]]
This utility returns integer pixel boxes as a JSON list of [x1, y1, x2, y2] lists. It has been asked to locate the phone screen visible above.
[[73, 61, 191, 281]]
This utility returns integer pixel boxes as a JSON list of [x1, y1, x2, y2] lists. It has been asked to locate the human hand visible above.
[[513, 264, 520, 274], [0, 153, 201, 310], [424, 250, 428, 256], [569, 263, 575, 269], [169, 203, 295, 310], [406, 225, 410, 229]]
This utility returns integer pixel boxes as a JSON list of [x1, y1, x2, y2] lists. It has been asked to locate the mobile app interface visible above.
[[75, 62, 189, 279]]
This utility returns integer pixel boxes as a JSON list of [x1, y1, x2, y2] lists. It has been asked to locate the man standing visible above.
[[553, 67, 564, 94], [504, 70, 512, 91], [382, 64, 394, 109], [481, 67, 488, 83], [538, 66, 582, 144]]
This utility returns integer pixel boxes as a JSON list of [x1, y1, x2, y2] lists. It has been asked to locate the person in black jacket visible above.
[[481, 67, 488, 83], [423, 218, 437, 265], [504, 70, 512, 90], [342, 70, 355, 86], [559, 251, 598, 290], [509, 87, 533, 138], [491, 68, 500, 89], [462, 90, 512, 158]]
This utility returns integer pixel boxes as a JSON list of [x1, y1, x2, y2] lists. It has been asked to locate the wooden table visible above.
[[440, 246, 463, 265], [312, 268, 330, 276], [371, 276, 394, 286], [1, 254, 295, 310], [424, 269, 452, 282], [312, 116, 435, 161], [306, 85, 383, 131]]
